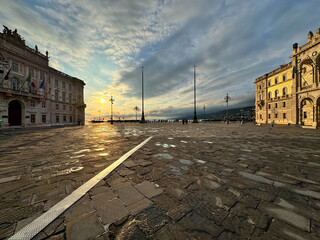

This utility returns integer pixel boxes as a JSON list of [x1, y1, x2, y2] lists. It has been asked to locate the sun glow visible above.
[[100, 99, 105, 104]]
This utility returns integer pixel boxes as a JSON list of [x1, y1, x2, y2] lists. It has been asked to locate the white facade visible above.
[[0, 26, 85, 128]]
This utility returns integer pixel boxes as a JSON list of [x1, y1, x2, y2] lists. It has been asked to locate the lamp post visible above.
[[140, 66, 146, 123], [224, 93, 231, 123], [193, 64, 198, 123], [134, 106, 139, 121], [109, 96, 115, 124]]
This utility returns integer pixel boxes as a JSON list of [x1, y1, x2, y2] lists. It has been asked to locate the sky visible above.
[[1, 0, 319, 120]]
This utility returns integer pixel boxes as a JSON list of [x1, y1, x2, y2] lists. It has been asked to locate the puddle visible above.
[[154, 153, 173, 160], [70, 155, 85, 159], [74, 149, 91, 154], [155, 142, 162, 146], [168, 165, 181, 175], [240, 149, 252, 152], [179, 159, 193, 165], [168, 137, 174, 140], [203, 141, 213, 144], [180, 140, 188, 143], [98, 153, 110, 157], [170, 145, 176, 148], [163, 144, 169, 148], [195, 159, 206, 164], [70, 166, 84, 172], [52, 166, 83, 176], [94, 148, 105, 151]]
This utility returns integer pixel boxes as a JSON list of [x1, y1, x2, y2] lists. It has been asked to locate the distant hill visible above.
[[180, 106, 255, 121]]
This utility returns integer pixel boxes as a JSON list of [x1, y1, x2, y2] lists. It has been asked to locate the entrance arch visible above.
[[301, 98, 314, 126], [8, 100, 22, 126]]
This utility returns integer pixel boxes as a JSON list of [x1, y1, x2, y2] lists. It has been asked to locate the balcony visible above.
[[0, 86, 46, 98]]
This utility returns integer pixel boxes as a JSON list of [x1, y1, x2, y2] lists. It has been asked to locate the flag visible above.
[[4, 68, 11, 80], [35, 79, 45, 94], [39, 79, 45, 89], [292, 66, 298, 79], [31, 82, 36, 88], [26, 75, 31, 83]]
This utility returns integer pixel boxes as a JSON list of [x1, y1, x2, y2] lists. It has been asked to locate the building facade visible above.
[[255, 28, 320, 128], [0, 26, 85, 128]]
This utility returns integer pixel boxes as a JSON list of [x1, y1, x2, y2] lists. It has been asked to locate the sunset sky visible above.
[[1, 0, 319, 119]]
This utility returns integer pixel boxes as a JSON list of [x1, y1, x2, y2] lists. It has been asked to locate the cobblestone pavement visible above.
[[1, 123, 320, 239]]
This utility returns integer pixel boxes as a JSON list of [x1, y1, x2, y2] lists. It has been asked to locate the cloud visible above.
[[1, 0, 319, 119]]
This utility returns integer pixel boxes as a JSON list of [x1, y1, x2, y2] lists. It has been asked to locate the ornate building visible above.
[[0, 26, 86, 128], [255, 27, 320, 128]]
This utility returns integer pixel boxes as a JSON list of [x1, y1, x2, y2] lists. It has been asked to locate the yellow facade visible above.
[[255, 27, 320, 128]]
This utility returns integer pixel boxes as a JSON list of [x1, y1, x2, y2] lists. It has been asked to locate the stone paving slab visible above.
[[1, 123, 320, 239]]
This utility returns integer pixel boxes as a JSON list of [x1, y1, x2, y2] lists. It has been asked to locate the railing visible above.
[[0, 86, 46, 98], [299, 42, 309, 51]]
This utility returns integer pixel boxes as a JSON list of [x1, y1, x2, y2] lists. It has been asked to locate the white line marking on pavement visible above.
[[10, 136, 153, 240]]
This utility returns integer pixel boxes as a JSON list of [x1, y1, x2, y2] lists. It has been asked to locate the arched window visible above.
[[282, 87, 287, 96], [11, 77, 19, 91], [268, 92, 272, 99], [275, 90, 279, 98]]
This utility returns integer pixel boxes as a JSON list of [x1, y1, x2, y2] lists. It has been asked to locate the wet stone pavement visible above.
[[1, 123, 320, 239]]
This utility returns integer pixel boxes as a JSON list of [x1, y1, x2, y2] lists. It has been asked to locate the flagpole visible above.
[[0, 68, 11, 85], [35, 80, 45, 94], [19, 78, 28, 92]]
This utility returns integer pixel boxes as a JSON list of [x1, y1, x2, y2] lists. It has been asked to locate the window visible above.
[[275, 103, 278, 108], [63, 105, 66, 110], [259, 94, 262, 100], [275, 77, 278, 84], [31, 114, 35, 123], [40, 72, 45, 81], [69, 94, 72, 103], [63, 115, 66, 122], [275, 90, 279, 98], [268, 81, 271, 87], [302, 67, 306, 74], [268, 92, 272, 99], [283, 74, 286, 81], [62, 81, 65, 89], [29, 69, 34, 77], [69, 83, 72, 91], [56, 115, 60, 123], [42, 101, 46, 108], [70, 105, 72, 111], [283, 113, 286, 119], [56, 104, 59, 110], [55, 79, 59, 86], [268, 114, 271, 119], [268, 104, 271, 109], [70, 116, 73, 122], [11, 78, 19, 90], [283, 87, 287, 96], [283, 102, 286, 108], [304, 112, 307, 118], [12, 62, 19, 72], [42, 115, 46, 123], [62, 92, 66, 102], [275, 113, 278, 118], [31, 99, 35, 107], [55, 91, 59, 101], [260, 114, 262, 120]]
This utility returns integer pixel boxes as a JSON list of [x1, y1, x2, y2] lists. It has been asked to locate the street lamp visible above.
[[109, 96, 115, 124], [224, 93, 231, 123], [193, 64, 198, 123], [140, 66, 146, 123]]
